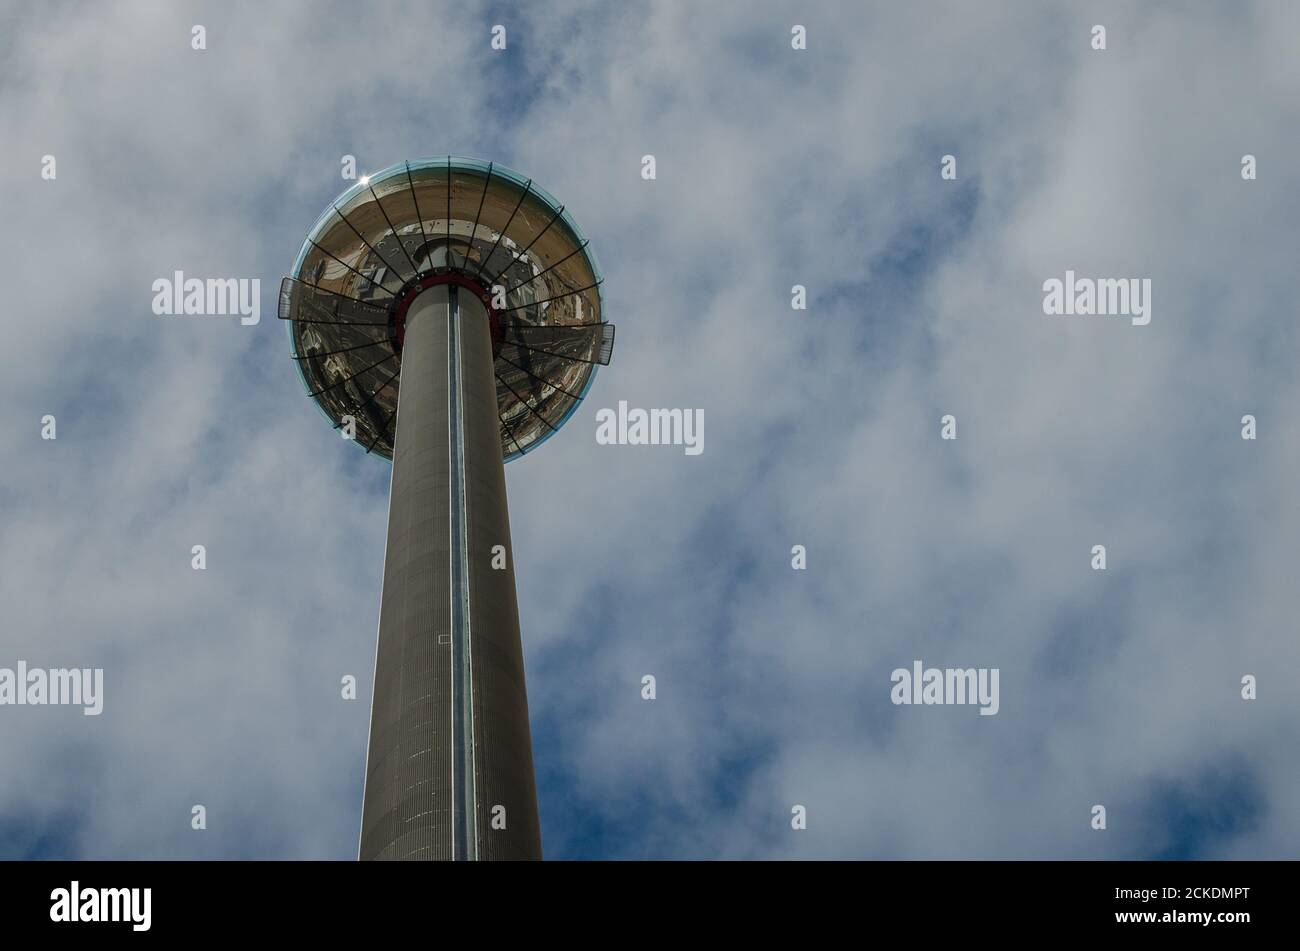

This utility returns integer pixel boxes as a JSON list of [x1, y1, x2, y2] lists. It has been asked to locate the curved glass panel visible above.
[[284, 157, 611, 462]]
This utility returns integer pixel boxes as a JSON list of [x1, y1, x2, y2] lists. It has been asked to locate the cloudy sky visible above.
[[2, 0, 1298, 860]]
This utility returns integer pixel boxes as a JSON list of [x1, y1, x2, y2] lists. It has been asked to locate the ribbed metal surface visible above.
[[359, 285, 541, 861], [460, 291, 542, 860], [360, 286, 454, 861]]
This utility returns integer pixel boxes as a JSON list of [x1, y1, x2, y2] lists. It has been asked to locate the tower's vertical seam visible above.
[[447, 284, 479, 860]]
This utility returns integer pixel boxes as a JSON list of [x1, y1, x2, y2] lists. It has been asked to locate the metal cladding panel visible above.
[[361, 287, 454, 861], [359, 287, 541, 861], [460, 293, 543, 860]]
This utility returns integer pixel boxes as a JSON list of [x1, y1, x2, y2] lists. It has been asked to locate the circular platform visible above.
[[280, 157, 614, 461]]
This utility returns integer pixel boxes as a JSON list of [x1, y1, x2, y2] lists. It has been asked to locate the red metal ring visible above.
[[389, 271, 503, 355]]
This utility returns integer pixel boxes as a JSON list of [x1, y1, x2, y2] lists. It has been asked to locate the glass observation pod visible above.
[[279, 156, 614, 461]]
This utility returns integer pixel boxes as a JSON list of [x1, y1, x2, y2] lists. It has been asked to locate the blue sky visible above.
[[1, 0, 1299, 860]]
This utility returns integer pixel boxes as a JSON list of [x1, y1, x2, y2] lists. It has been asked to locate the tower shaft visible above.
[[359, 284, 542, 861]]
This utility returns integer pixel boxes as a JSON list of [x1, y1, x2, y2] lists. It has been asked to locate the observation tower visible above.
[[279, 157, 613, 860]]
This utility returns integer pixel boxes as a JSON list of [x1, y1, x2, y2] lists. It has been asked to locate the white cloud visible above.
[[1, 0, 1297, 859]]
